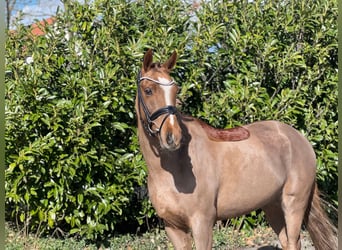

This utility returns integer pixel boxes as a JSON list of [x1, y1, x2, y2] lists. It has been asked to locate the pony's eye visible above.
[[144, 87, 153, 96]]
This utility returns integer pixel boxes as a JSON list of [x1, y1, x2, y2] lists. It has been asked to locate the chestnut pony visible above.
[[135, 49, 337, 250]]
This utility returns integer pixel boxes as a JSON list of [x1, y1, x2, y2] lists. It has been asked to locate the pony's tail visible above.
[[304, 183, 337, 250]]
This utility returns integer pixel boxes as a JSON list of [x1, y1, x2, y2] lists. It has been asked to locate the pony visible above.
[[135, 49, 337, 250]]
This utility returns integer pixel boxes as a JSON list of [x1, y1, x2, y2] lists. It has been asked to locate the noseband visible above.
[[137, 71, 178, 136]]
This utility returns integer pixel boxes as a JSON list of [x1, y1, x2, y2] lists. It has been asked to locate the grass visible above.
[[5, 222, 282, 250]]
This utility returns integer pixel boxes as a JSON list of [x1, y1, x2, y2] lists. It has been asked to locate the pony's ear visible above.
[[143, 49, 153, 72], [163, 51, 177, 71]]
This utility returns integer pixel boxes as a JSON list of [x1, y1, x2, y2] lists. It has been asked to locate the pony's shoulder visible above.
[[182, 115, 250, 142]]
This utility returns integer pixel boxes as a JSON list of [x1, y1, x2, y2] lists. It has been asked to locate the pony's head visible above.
[[136, 49, 182, 151]]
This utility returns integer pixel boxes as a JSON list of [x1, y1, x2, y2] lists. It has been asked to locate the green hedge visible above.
[[5, 0, 337, 239]]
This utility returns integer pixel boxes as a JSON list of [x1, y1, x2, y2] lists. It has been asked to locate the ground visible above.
[[237, 227, 314, 250], [6, 223, 315, 249]]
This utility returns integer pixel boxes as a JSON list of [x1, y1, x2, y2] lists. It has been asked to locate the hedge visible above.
[[5, 0, 337, 240]]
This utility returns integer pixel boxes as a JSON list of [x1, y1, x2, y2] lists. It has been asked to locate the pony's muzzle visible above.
[[166, 132, 174, 146], [160, 115, 182, 151]]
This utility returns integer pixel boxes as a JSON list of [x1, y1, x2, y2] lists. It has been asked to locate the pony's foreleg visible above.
[[165, 224, 192, 250], [190, 214, 215, 250]]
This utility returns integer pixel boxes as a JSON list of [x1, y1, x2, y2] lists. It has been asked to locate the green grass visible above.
[[6, 223, 279, 250]]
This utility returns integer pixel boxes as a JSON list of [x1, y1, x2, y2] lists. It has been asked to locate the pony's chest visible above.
[[148, 178, 190, 229], [148, 180, 178, 214]]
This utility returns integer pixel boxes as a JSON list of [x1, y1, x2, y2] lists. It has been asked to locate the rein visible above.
[[137, 71, 178, 136]]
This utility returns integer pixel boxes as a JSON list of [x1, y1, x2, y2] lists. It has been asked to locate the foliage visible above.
[[5, 0, 337, 240]]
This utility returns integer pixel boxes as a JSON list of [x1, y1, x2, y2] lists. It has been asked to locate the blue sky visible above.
[[11, 0, 64, 27]]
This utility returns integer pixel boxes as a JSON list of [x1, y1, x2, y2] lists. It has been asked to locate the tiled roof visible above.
[[30, 17, 55, 36]]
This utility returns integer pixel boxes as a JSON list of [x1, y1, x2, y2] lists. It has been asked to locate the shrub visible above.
[[5, 0, 337, 239]]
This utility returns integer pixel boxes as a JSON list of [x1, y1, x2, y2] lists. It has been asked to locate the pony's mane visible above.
[[147, 62, 164, 72], [182, 115, 250, 142], [150, 62, 162, 68]]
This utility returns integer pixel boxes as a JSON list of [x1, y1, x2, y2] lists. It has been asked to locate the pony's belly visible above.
[[216, 198, 274, 219], [216, 201, 264, 219], [216, 178, 283, 219]]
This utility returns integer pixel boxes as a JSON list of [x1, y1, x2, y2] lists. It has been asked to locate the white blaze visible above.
[[158, 77, 173, 105], [158, 77, 175, 125]]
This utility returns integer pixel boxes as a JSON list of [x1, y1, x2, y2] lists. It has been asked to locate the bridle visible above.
[[137, 71, 178, 136]]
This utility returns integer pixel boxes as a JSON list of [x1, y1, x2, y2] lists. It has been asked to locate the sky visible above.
[[11, 0, 64, 27]]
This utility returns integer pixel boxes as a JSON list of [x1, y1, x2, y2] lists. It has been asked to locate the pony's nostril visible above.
[[166, 132, 174, 146]]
